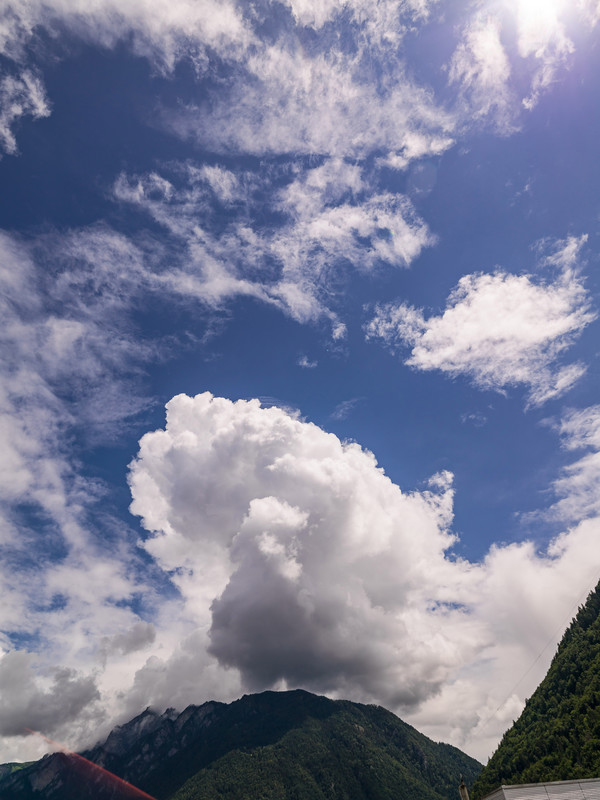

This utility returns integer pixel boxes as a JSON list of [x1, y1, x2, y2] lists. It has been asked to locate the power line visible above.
[[476, 576, 599, 738]]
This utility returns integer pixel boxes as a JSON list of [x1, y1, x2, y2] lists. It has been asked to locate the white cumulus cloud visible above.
[[127, 392, 600, 761], [366, 236, 595, 407], [2, 387, 599, 762], [128, 392, 470, 708]]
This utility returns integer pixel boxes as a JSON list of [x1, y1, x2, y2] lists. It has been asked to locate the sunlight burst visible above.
[[510, 0, 570, 27]]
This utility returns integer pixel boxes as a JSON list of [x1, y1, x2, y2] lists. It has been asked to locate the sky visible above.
[[0, 0, 599, 767]]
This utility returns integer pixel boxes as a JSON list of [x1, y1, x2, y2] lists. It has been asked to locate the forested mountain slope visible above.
[[0, 690, 481, 800], [474, 582, 600, 798]]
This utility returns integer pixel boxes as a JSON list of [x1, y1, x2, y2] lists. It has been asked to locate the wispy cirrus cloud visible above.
[[0, 69, 49, 156], [448, 14, 516, 133], [330, 397, 362, 420], [0, 0, 252, 71], [167, 44, 455, 161], [541, 406, 600, 524], [0, 0, 455, 162], [0, 0, 252, 153], [281, 0, 436, 36], [514, 0, 574, 109], [366, 236, 595, 407], [113, 159, 435, 331], [0, 0, 596, 161], [0, 228, 166, 757], [297, 355, 318, 369], [447, 0, 599, 121]]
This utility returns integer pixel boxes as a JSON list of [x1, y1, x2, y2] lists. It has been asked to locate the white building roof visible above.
[[482, 778, 600, 800]]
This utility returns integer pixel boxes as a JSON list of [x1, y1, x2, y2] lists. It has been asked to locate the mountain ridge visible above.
[[0, 689, 481, 800]]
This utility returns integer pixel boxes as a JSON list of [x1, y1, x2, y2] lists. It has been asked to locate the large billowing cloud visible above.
[[129, 392, 466, 707], [0, 170, 433, 755], [366, 236, 595, 407], [0, 653, 100, 738], [2, 384, 600, 762], [127, 392, 600, 761]]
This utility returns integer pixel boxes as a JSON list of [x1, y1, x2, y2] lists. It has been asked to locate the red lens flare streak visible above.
[[25, 728, 158, 800]]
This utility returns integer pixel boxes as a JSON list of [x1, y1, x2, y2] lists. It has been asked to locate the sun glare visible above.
[[510, 0, 572, 26], [503, 0, 576, 65]]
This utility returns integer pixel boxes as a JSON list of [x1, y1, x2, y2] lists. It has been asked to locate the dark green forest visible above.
[[474, 581, 600, 798], [170, 697, 481, 800]]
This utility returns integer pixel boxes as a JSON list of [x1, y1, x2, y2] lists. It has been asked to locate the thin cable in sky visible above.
[[477, 576, 599, 735]]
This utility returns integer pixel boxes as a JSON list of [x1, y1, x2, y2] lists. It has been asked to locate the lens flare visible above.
[[502, 0, 568, 33], [25, 729, 157, 800], [516, 0, 566, 17]]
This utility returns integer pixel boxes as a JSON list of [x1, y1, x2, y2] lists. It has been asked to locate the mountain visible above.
[[0, 689, 481, 800], [474, 581, 600, 798]]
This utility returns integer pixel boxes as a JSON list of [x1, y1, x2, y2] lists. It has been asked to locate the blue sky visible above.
[[0, 0, 600, 765]]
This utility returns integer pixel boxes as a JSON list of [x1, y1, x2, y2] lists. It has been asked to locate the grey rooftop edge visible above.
[[481, 778, 600, 800]]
